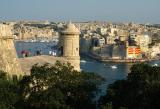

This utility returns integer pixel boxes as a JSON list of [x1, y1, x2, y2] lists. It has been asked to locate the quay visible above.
[[87, 53, 159, 63]]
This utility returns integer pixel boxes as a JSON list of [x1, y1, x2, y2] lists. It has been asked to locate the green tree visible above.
[[19, 61, 103, 109], [99, 63, 160, 109], [0, 71, 20, 109]]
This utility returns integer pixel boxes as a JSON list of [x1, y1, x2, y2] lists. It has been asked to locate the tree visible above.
[[0, 71, 20, 109], [19, 61, 103, 109], [99, 63, 160, 109], [0, 61, 103, 109]]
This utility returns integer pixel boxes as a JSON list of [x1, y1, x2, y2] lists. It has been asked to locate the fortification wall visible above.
[[0, 24, 23, 76]]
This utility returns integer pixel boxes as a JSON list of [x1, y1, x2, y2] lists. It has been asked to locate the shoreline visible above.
[[85, 53, 159, 63]]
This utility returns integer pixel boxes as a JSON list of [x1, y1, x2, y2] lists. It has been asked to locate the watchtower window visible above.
[[60, 46, 63, 56], [76, 48, 78, 51]]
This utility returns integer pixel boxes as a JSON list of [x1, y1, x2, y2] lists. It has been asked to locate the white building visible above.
[[98, 37, 105, 46], [97, 28, 108, 35], [150, 44, 160, 58], [135, 34, 151, 53]]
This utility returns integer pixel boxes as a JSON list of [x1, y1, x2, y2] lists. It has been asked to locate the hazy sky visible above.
[[0, 0, 160, 23]]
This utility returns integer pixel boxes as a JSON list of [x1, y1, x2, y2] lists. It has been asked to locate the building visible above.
[[80, 37, 92, 54], [0, 24, 23, 76], [60, 22, 80, 71], [126, 46, 142, 59], [149, 44, 160, 58], [15, 25, 54, 40], [109, 28, 119, 36], [135, 34, 151, 53], [106, 35, 116, 44], [98, 37, 105, 46], [112, 45, 126, 59], [97, 28, 108, 35]]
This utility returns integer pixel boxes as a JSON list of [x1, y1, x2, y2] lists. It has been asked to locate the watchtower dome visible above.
[[60, 22, 80, 71]]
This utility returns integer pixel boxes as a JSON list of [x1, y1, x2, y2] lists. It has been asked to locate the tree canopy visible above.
[[0, 61, 103, 109], [99, 63, 160, 109], [0, 71, 20, 109]]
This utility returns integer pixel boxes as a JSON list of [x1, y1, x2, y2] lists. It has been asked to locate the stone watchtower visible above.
[[60, 22, 80, 71], [0, 24, 23, 76]]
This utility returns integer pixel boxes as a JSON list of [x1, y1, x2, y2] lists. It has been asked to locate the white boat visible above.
[[39, 40, 46, 42], [153, 63, 158, 67], [28, 39, 37, 42], [111, 65, 117, 69], [80, 60, 87, 63]]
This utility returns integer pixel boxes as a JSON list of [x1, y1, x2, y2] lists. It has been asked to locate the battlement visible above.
[[0, 24, 13, 38]]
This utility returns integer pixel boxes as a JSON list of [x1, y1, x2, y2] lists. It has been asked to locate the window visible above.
[[76, 48, 78, 51]]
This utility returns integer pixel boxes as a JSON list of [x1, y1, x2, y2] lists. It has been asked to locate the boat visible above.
[[152, 63, 158, 67], [27, 39, 37, 42], [39, 40, 46, 42], [111, 65, 117, 69], [80, 60, 87, 63]]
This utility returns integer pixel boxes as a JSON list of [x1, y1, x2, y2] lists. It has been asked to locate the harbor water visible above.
[[15, 41, 160, 96]]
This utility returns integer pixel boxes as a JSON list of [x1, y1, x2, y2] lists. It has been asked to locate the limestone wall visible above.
[[0, 24, 23, 76], [14, 25, 54, 40], [60, 23, 80, 71], [62, 34, 80, 71], [0, 24, 12, 37]]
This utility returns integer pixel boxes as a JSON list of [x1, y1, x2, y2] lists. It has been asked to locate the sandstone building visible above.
[[0, 24, 23, 76], [59, 22, 80, 71], [14, 24, 54, 40]]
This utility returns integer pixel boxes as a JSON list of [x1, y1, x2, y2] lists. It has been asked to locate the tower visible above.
[[60, 22, 80, 71], [0, 24, 23, 76]]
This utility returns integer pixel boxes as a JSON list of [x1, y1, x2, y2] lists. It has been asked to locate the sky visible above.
[[0, 0, 160, 23]]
